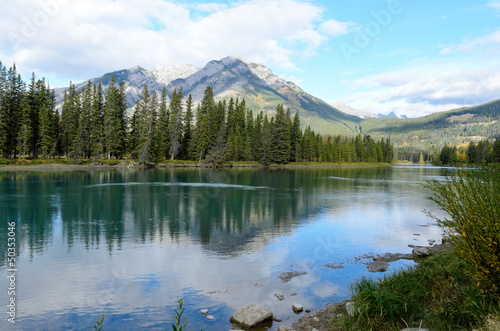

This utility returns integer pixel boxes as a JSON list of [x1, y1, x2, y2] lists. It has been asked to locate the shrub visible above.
[[426, 165, 500, 298]]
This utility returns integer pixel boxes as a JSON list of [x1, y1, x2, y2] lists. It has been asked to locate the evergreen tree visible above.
[[260, 114, 272, 164], [168, 88, 183, 160], [195, 86, 216, 162], [290, 110, 301, 162], [271, 104, 291, 164], [104, 76, 126, 159], [89, 81, 104, 158], [157, 87, 170, 160], [61, 84, 80, 158], [76, 82, 92, 158], [135, 85, 158, 164], [180, 93, 194, 160]]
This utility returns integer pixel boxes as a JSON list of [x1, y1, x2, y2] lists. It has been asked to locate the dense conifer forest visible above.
[[0, 62, 394, 165]]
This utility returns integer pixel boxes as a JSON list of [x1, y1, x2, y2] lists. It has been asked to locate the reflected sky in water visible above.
[[0, 166, 450, 330]]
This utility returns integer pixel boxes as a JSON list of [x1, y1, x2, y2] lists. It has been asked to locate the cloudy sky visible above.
[[1, 0, 499, 117]]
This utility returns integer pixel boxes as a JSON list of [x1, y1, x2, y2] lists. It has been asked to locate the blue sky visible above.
[[1, 0, 499, 117]]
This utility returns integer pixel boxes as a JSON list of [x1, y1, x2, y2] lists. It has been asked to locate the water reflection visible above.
[[0, 166, 448, 330]]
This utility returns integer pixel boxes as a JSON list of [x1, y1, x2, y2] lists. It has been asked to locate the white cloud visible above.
[[342, 61, 500, 118], [0, 0, 351, 86], [320, 19, 356, 36], [439, 29, 500, 54], [488, 0, 500, 10]]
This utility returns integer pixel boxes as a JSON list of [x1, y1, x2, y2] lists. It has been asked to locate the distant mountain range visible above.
[[54, 56, 499, 148], [55, 56, 360, 134]]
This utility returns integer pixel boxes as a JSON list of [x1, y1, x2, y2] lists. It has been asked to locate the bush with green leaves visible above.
[[426, 165, 500, 297]]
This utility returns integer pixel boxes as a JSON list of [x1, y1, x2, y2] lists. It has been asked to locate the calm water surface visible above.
[[0, 166, 451, 330]]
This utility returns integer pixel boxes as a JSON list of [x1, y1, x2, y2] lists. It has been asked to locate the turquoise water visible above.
[[0, 166, 450, 330]]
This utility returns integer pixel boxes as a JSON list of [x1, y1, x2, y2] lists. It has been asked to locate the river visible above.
[[0, 165, 451, 330]]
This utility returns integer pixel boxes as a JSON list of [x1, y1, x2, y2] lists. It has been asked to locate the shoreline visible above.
[[0, 161, 396, 172]]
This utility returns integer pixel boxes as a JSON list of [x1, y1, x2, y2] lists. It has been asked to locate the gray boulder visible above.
[[367, 261, 389, 272], [230, 303, 273, 328], [412, 247, 430, 257]]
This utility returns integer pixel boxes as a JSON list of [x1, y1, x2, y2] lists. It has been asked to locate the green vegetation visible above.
[[93, 314, 104, 331], [341, 165, 500, 330], [345, 252, 494, 330], [426, 166, 500, 297], [360, 99, 500, 153], [0, 61, 393, 166]]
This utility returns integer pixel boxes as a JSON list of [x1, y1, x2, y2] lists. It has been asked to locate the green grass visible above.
[[342, 251, 499, 330]]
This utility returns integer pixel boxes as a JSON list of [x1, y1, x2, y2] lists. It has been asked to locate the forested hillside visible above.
[[361, 99, 500, 150], [0, 62, 393, 165]]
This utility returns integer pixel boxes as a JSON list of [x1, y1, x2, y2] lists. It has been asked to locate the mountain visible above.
[[329, 100, 375, 119], [55, 56, 360, 134], [377, 111, 408, 119], [360, 99, 500, 149]]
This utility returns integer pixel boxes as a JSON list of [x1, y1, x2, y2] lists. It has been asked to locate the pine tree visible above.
[[180, 93, 193, 160], [168, 88, 183, 160], [89, 81, 104, 159], [104, 76, 126, 159], [17, 93, 32, 158], [271, 104, 291, 164], [290, 110, 301, 162], [260, 114, 272, 164], [135, 85, 159, 164], [195, 86, 216, 162], [157, 87, 170, 160], [61, 83, 80, 158]]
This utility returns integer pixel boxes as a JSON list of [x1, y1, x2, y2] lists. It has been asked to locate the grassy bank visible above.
[[336, 165, 500, 330], [340, 251, 500, 330], [0, 157, 392, 169]]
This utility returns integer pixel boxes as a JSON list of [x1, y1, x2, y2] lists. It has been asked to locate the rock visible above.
[[401, 328, 431, 331], [313, 317, 320, 322], [428, 239, 436, 245], [278, 271, 307, 283], [229, 303, 273, 328], [290, 293, 298, 296], [367, 261, 389, 272], [277, 326, 295, 331], [412, 247, 430, 257], [325, 263, 344, 269], [274, 292, 285, 301], [205, 315, 215, 321], [346, 302, 358, 317], [312, 328, 320, 331], [292, 304, 304, 313], [273, 316, 282, 322], [199, 309, 209, 315], [305, 309, 311, 313]]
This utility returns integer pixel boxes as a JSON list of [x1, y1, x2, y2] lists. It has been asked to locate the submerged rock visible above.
[[274, 292, 285, 301], [230, 303, 273, 328], [278, 271, 307, 283]]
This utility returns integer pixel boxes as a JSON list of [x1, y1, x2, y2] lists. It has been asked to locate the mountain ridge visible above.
[[54, 56, 360, 134]]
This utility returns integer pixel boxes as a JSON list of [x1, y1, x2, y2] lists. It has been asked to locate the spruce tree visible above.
[[271, 104, 291, 164], [180, 93, 193, 160], [168, 88, 183, 160]]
